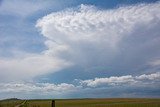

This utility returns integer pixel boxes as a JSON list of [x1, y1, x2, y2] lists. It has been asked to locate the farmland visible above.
[[0, 98, 160, 107]]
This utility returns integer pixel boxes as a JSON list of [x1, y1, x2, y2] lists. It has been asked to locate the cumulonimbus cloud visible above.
[[37, 2, 160, 73], [0, 2, 160, 81]]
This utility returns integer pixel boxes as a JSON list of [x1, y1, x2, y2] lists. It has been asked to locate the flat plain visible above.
[[0, 98, 160, 107], [55, 98, 160, 107]]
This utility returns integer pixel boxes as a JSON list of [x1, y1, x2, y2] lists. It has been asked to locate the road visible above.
[[15, 100, 27, 107]]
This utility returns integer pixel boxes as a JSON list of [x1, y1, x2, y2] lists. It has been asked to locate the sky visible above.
[[0, 0, 160, 99]]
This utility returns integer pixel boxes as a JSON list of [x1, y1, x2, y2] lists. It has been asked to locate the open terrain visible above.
[[0, 98, 23, 107], [0, 98, 160, 107]]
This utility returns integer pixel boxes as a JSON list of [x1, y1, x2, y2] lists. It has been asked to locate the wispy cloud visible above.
[[0, 0, 45, 17], [0, 0, 66, 18]]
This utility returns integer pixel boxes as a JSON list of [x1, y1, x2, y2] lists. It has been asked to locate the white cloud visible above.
[[0, 53, 71, 81], [0, 82, 81, 99], [36, 2, 160, 71], [0, 72, 159, 99], [81, 75, 135, 87], [36, 3, 160, 43], [1, 2, 160, 81], [136, 72, 160, 80], [0, 82, 80, 94], [80, 72, 160, 87], [36, 4, 129, 46]]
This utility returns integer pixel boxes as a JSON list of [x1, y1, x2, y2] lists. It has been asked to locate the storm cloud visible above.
[[0, 1, 160, 98]]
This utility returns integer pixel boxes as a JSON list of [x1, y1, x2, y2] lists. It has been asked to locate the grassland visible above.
[[55, 98, 160, 107], [24, 100, 51, 107], [0, 98, 23, 107], [0, 98, 160, 107]]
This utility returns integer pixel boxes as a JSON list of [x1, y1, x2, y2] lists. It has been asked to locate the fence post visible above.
[[52, 100, 55, 107]]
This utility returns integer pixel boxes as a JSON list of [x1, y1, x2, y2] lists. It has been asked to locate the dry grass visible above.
[[55, 98, 160, 107], [24, 100, 51, 107], [0, 99, 23, 107], [1, 98, 160, 107]]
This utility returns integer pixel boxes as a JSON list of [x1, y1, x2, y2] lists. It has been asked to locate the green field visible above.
[[0, 98, 160, 107]]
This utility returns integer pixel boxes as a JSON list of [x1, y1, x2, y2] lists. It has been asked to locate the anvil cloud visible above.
[[0, 1, 160, 98]]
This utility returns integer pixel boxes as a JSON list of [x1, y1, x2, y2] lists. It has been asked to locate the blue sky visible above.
[[0, 0, 160, 99]]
